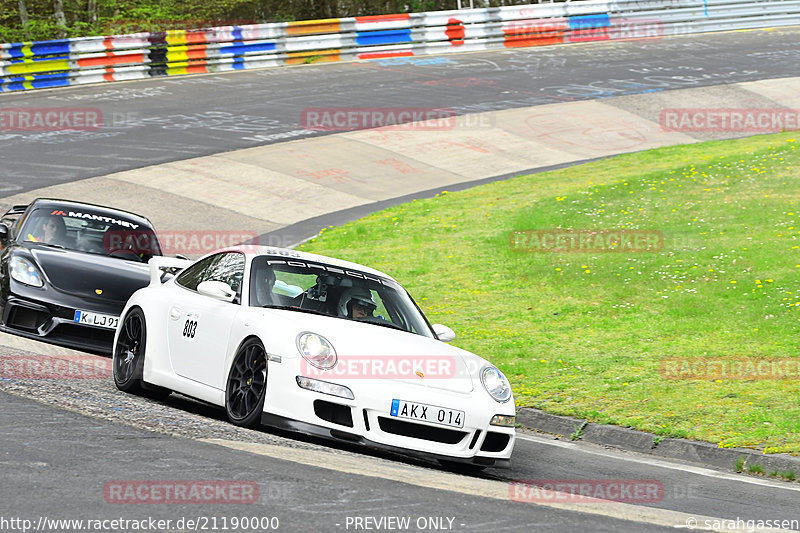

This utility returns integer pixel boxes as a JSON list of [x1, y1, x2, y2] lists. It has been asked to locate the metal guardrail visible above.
[[1, 0, 798, 92]]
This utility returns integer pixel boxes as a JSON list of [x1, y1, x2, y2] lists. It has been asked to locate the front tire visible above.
[[113, 307, 170, 399], [225, 338, 268, 428]]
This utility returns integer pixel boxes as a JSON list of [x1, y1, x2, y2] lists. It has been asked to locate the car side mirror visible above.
[[432, 323, 456, 342], [197, 280, 236, 303], [0, 223, 8, 243]]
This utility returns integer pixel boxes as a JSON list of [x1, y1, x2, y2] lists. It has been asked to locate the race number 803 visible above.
[[198, 517, 280, 530], [183, 319, 198, 338]]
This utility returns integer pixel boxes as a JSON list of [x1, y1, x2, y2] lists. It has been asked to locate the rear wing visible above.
[[1, 204, 30, 231], [3, 204, 29, 217], [148, 256, 193, 286]]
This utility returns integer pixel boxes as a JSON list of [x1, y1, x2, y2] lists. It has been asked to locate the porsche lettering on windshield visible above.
[[264, 259, 390, 286]]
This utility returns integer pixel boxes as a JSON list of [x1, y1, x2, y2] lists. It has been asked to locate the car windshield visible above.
[[17, 206, 162, 262], [249, 255, 434, 337]]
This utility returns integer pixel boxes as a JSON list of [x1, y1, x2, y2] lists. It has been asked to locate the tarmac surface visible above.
[[1, 29, 799, 244]]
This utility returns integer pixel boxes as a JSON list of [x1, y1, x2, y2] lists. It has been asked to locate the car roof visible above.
[[29, 198, 156, 228], [229, 245, 398, 283]]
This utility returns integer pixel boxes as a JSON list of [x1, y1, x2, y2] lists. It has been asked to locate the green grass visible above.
[[299, 133, 800, 454]]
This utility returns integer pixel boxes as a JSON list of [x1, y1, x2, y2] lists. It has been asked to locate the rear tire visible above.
[[225, 338, 268, 428]]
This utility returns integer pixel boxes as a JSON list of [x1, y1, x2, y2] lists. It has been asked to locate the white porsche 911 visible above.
[[112, 246, 515, 468]]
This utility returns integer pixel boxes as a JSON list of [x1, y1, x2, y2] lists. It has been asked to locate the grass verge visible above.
[[299, 132, 800, 454]]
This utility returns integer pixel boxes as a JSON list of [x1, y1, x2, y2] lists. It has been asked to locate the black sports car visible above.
[[0, 199, 163, 354]]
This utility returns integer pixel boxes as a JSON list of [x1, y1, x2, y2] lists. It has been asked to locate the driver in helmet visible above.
[[338, 287, 377, 320]]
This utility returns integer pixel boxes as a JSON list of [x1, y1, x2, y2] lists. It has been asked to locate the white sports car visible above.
[[112, 246, 515, 468]]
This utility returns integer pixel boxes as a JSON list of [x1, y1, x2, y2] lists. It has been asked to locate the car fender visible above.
[[115, 283, 175, 388]]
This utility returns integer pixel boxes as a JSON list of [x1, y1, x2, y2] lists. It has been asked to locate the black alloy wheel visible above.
[[225, 338, 268, 428]]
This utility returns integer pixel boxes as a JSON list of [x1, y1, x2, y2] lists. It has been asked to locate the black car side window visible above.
[[203, 253, 245, 294], [175, 255, 219, 291], [176, 253, 245, 295]]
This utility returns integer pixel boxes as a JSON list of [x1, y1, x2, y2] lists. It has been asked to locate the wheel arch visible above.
[[117, 288, 173, 387], [224, 334, 267, 384]]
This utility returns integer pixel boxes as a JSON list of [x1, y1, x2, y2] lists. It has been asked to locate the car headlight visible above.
[[490, 414, 516, 427], [296, 376, 354, 400], [296, 332, 337, 370], [9, 257, 44, 287], [481, 366, 512, 403]]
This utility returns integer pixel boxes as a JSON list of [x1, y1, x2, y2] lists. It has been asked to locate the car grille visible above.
[[7, 306, 49, 331], [469, 430, 482, 450], [377, 417, 468, 445], [480, 432, 511, 452], [314, 400, 354, 428], [50, 323, 115, 348]]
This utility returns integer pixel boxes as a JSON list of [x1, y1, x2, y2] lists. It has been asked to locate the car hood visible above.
[[31, 247, 151, 303], [260, 309, 480, 394]]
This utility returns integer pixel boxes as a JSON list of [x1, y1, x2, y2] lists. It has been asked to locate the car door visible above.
[[167, 252, 246, 390]]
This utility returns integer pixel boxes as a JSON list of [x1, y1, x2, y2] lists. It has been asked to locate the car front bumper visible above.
[[261, 362, 516, 465], [0, 281, 124, 354]]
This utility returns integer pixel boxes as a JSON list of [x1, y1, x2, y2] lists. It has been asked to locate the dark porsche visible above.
[[0, 199, 163, 354]]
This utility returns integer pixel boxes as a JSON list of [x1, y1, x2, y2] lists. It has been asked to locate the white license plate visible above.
[[390, 399, 464, 428], [73, 310, 119, 330]]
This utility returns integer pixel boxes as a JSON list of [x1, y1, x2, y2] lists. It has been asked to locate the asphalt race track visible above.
[[2, 27, 800, 532], [3, 363, 800, 531], [2, 29, 799, 193]]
